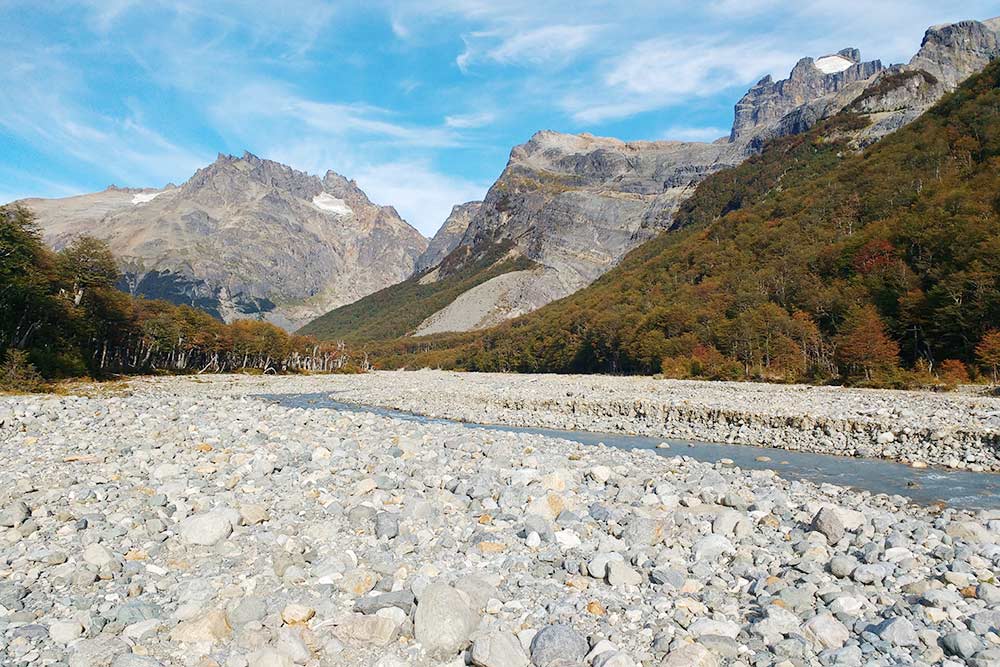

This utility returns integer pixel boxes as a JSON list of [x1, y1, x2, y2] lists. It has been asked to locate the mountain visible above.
[[412, 201, 481, 274], [370, 56, 1000, 380], [729, 48, 884, 145], [302, 17, 1000, 342], [17, 152, 428, 330]]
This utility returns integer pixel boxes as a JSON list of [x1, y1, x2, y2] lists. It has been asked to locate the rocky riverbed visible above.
[[1, 374, 1000, 667], [324, 371, 1000, 472]]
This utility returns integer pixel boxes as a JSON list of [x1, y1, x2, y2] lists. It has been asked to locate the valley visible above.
[[3, 7, 1000, 667]]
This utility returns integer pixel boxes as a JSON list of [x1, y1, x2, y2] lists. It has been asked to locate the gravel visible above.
[[325, 370, 1000, 471], [1, 374, 999, 666]]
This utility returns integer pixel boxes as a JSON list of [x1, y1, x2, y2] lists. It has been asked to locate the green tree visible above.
[[57, 235, 119, 305]]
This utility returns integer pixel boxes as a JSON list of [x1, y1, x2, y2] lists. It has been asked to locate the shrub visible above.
[[938, 359, 970, 385], [0, 349, 45, 392]]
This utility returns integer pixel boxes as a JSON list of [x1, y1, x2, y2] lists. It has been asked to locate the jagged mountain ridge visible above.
[[19, 152, 428, 330], [305, 16, 1000, 342], [413, 201, 482, 274]]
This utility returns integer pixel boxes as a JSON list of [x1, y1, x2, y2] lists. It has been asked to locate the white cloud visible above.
[[351, 161, 489, 236], [444, 111, 496, 128], [0, 55, 211, 189], [566, 37, 796, 122], [661, 126, 730, 142]]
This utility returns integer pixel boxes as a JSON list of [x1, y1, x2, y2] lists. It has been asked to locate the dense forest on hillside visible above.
[[298, 241, 536, 343], [363, 61, 1000, 387], [0, 206, 354, 388]]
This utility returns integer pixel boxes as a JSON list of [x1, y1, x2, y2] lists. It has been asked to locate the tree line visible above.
[[0, 205, 358, 389]]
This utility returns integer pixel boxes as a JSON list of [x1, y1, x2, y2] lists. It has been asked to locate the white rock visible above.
[[179, 510, 234, 546], [49, 620, 84, 643]]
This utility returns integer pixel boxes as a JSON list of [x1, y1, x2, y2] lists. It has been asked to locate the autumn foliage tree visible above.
[[834, 305, 901, 382], [977, 330, 1000, 384]]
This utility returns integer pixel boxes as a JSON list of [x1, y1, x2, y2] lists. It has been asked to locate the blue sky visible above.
[[1, 1, 998, 235]]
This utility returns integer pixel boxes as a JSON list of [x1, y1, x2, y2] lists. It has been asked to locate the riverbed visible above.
[[263, 392, 1000, 511]]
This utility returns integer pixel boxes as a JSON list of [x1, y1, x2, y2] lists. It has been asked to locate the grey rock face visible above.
[[413, 201, 481, 274], [18, 152, 428, 330], [909, 19, 1000, 88], [735, 19, 1000, 150], [730, 48, 884, 144], [410, 131, 743, 333]]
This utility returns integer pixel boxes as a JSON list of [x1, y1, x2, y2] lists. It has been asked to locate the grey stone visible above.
[[179, 510, 233, 546], [942, 631, 982, 659], [530, 624, 588, 666], [871, 616, 918, 647]]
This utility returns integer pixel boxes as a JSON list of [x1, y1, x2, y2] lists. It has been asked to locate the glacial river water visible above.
[[261, 393, 1000, 511]]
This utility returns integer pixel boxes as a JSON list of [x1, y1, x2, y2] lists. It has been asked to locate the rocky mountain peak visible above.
[[183, 151, 320, 202], [321, 170, 370, 205], [22, 154, 428, 331], [730, 49, 883, 143], [908, 18, 1000, 88], [413, 201, 483, 275]]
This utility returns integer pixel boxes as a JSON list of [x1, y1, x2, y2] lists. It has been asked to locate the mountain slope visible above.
[[303, 17, 1000, 342], [297, 241, 536, 343], [18, 152, 428, 330], [375, 58, 1000, 379]]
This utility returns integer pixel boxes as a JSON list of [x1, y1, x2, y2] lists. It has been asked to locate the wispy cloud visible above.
[[0, 49, 211, 188], [444, 111, 496, 128], [458, 24, 604, 71], [209, 82, 462, 149], [566, 37, 796, 123]]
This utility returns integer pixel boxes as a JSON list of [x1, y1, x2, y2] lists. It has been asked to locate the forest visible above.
[[356, 60, 1000, 388], [0, 205, 356, 390]]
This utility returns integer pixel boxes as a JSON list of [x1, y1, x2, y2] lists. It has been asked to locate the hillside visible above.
[[297, 241, 536, 343], [17, 153, 428, 330], [365, 59, 1000, 383], [302, 18, 1000, 343]]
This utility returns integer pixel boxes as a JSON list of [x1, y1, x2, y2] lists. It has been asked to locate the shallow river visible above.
[[261, 393, 1000, 511]]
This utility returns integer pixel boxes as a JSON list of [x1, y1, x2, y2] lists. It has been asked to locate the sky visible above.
[[1, 1, 998, 236]]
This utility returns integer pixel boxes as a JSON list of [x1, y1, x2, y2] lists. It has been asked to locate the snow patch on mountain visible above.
[[814, 55, 854, 74], [312, 192, 353, 216], [131, 191, 162, 205]]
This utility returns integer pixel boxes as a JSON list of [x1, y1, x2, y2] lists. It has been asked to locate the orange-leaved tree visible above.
[[834, 305, 900, 383], [976, 330, 1000, 384]]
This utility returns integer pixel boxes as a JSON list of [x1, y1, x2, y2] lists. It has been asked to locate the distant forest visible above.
[[0, 205, 359, 390]]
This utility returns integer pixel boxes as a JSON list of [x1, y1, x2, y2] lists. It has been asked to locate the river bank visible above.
[[319, 371, 1000, 472]]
